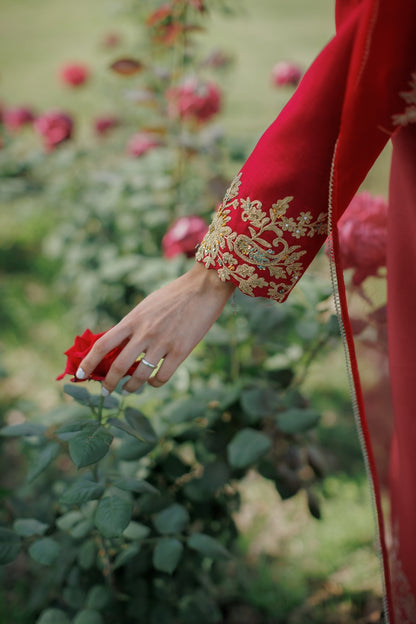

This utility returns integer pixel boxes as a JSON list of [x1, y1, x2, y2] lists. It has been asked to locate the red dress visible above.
[[196, 1, 416, 621]]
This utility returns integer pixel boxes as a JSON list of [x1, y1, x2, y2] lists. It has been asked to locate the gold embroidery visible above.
[[393, 72, 416, 127], [391, 523, 416, 624], [196, 172, 327, 301]]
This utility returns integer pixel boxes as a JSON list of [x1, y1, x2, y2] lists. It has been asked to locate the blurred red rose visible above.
[[59, 63, 89, 87], [166, 77, 221, 123], [34, 111, 73, 151], [3, 106, 35, 131], [271, 61, 303, 87], [337, 191, 388, 286], [57, 328, 139, 382], [94, 115, 120, 135], [126, 132, 160, 157], [162, 215, 208, 258]]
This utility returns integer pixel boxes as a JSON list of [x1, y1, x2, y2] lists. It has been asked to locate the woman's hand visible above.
[[76, 262, 236, 395]]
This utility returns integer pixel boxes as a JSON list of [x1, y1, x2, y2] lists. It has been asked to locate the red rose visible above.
[[166, 77, 221, 124], [59, 63, 89, 87], [3, 106, 35, 131], [126, 132, 160, 157], [57, 328, 139, 382], [162, 215, 208, 258], [271, 61, 303, 87], [94, 115, 119, 135], [34, 111, 73, 151], [337, 191, 388, 286]]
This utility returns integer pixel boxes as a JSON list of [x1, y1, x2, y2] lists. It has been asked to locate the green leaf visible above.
[[227, 428, 271, 469], [153, 504, 189, 535], [56, 419, 93, 441], [0, 527, 20, 564], [64, 384, 91, 405], [28, 442, 60, 482], [0, 422, 47, 437], [161, 398, 206, 424], [70, 519, 94, 540], [108, 417, 145, 441], [35, 609, 71, 624], [113, 543, 141, 570], [90, 394, 119, 410], [78, 539, 97, 570], [276, 408, 321, 434], [187, 533, 231, 560], [86, 585, 111, 610], [73, 609, 104, 624], [68, 424, 113, 469], [114, 478, 157, 494], [56, 510, 84, 531], [123, 521, 151, 540], [28, 537, 60, 565], [124, 408, 157, 442], [60, 479, 105, 506], [94, 496, 133, 538], [117, 438, 156, 461], [13, 518, 49, 537], [153, 537, 183, 574], [240, 387, 281, 421]]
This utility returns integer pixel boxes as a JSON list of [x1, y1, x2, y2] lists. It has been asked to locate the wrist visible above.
[[190, 261, 236, 299]]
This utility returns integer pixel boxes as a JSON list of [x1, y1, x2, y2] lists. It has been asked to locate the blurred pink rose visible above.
[[271, 61, 303, 87], [337, 191, 388, 286], [94, 115, 120, 135], [59, 63, 89, 87], [34, 111, 74, 151], [162, 216, 208, 259], [126, 132, 160, 157], [3, 106, 35, 131], [166, 77, 221, 124]]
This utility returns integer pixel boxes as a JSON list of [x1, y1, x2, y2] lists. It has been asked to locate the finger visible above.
[[76, 325, 130, 380], [147, 353, 180, 388], [101, 340, 146, 394], [122, 351, 164, 393]]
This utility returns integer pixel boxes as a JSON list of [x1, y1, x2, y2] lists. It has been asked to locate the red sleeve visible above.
[[196, 7, 362, 301]]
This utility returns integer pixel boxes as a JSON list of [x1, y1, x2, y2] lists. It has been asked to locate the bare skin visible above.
[[76, 262, 236, 394]]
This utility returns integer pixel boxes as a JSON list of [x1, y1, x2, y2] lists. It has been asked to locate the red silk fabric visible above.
[[196, 1, 416, 621]]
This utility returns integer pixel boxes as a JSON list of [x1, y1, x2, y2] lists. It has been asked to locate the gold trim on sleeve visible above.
[[196, 172, 327, 301]]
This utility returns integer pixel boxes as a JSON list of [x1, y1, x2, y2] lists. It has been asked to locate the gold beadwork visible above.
[[196, 172, 327, 301]]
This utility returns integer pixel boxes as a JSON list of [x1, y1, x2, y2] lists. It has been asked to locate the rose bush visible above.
[[3, 106, 35, 131], [34, 110, 73, 151], [166, 77, 222, 123], [337, 190, 388, 286], [126, 132, 161, 157], [162, 215, 208, 258], [271, 61, 303, 87], [59, 62, 89, 87]]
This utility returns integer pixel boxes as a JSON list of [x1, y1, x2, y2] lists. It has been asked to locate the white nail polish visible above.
[[76, 367, 86, 380], [121, 389, 131, 396], [101, 386, 110, 397]]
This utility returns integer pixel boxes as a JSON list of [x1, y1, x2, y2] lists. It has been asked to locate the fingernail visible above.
[[121, 389, 131, 396], [76, 367, 86, 380], [101, 386, 110, 397]]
